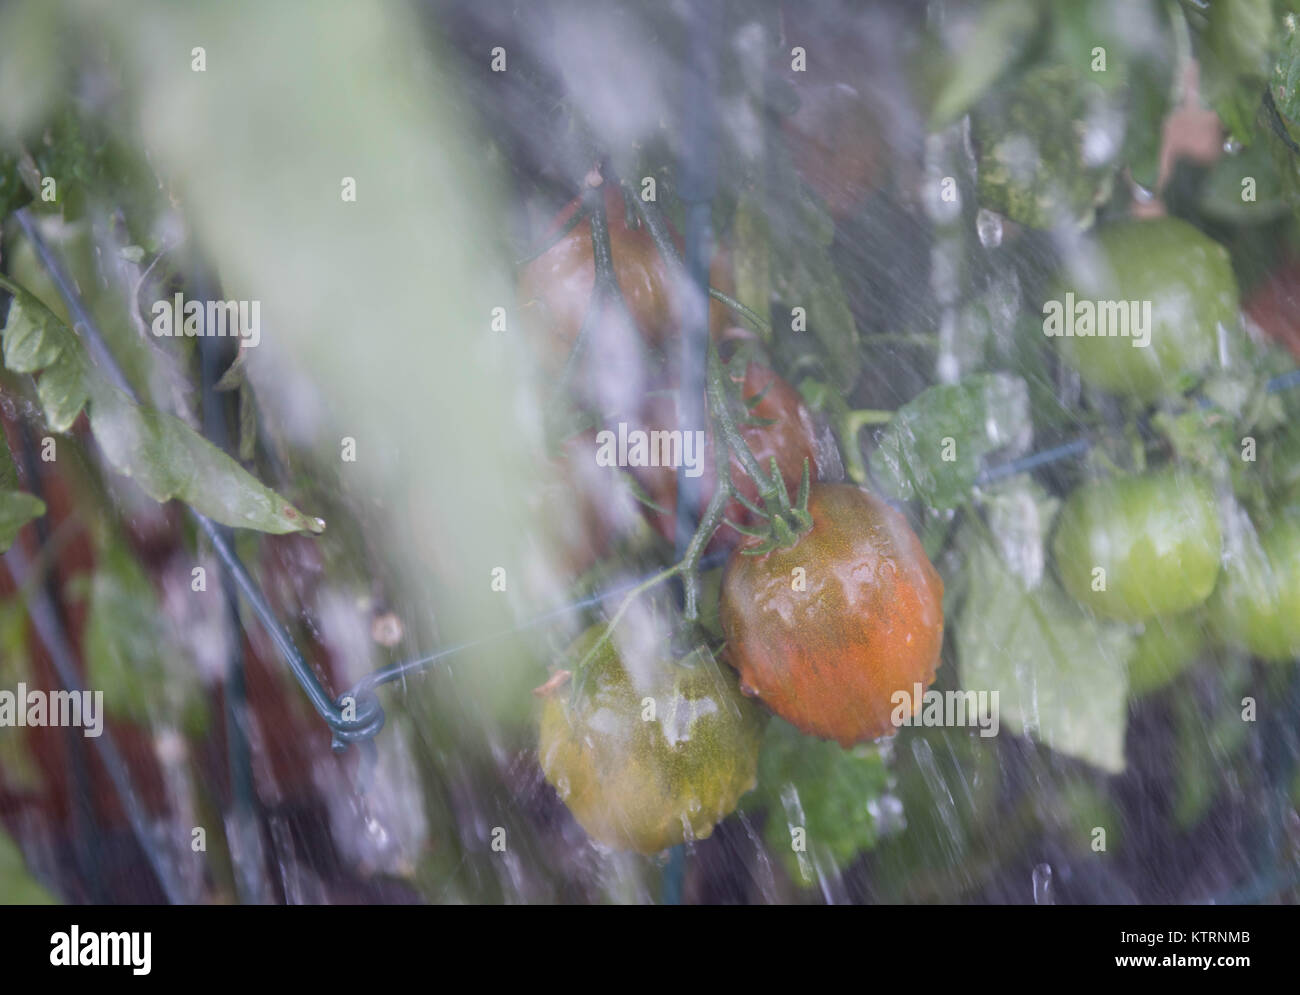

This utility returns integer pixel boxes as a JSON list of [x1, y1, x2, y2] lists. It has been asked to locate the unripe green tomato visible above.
[[1052, 470, 1222, 622], [1209, 517, 1300, 662], [1046, 218, 1238, 402], [537, 625, 764, 854], [1127, 613, 1205, 698]]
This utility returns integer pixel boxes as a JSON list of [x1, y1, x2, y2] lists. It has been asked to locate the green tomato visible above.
[[1046, 218, 1239, 402], [537, 624, 764, 854], [1127, 613, 1205, 697], [1209, 517, 1300, 662], [1052, 470, 1222, 622]]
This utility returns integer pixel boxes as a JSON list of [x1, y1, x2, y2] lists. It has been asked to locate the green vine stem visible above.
[[707, 286, 771, 338], [566, 561, 683, 705]]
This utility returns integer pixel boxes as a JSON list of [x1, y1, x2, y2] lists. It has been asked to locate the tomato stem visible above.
[[707, 286, 772, 338], [567, 562, 683, 705]]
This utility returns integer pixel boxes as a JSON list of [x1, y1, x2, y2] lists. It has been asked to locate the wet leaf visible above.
[[869, 372, 1032, 510], [0, 277, 322, 534], [0, 828, 57, 904], [929, 0, 1042, 129], [971, 64, 1121, 229], [0, 430, 45, 552], [91, 384, 323, 535], [747, 717, 892, 886], [85, 542, 208, 734], [958, 524, 1134, 773]]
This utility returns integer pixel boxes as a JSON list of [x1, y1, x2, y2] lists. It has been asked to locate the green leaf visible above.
[[1274, 7, 1300, 125], [748, 718, 892, 886], [0, 276, 91, 430], [957, 525, 1134, 773], [929, 0, 1043, 129], [85, 542, 208, 734], [0, 828, 57, 904], [1197, 0, 1276, 144], [90, 384, 323, 535], [0, 276, 322, 535], [0, 430, 45, 552], [770, 193, 862, 393], [868, 372, 1032, 510]]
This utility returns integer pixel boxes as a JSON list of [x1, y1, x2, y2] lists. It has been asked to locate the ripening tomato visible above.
[[631, 358, 822, 549], [776, 14, 886, 219], [1046, 217, 1239, 402], [1209, 514, 1300, 662], [719, 484, 945, 747], [1051, 470, 1222, 623], [782, 81, 885, 218], [518, 184, 730, 370], [537, 624, 764, 854], [1244, 260, 1300, 361]]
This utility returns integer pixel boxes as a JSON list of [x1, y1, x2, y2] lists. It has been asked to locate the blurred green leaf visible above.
[[0, 828, 57, 904], [1274, 6, 1300, 125], [85, 541, 207, 734], [0, 429, 45, 552], [771, 193, 861, 393], [869, 372, 1031, 510], [958, 524, 1134, 773], [869, 729, 1000, 900], [929, 0, 1043, 129], [748, 717, 892, 886], [1196, 0, 1276, 144], [971, 64, 1121, 229], [91, 385, 321, 535]]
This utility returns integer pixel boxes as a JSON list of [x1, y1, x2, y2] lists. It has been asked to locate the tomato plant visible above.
[[719, 484, 945, 747]]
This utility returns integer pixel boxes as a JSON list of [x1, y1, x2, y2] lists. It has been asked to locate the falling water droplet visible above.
[[1223, 137, 1242, 155], [1032, 862, 1055, 905], [976, 208, 1004, 248]]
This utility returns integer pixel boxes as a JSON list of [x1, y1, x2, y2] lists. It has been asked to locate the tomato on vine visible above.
[[537, 623, 764, 853], [633, 356, 822, 550], [1051, 470, 1222, 623], [719, 483, 945, 747], [1209, 514, 1300, 662], [518, 183, 729, 371], [1046, 217, 1239, 402]]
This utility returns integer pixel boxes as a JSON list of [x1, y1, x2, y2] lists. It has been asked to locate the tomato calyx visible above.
[[727, 455, 814, 555]]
